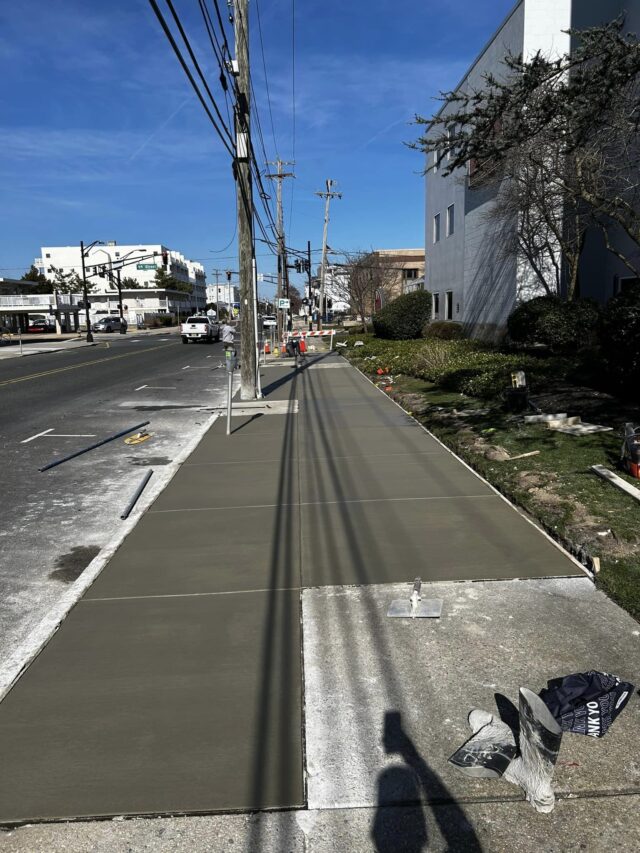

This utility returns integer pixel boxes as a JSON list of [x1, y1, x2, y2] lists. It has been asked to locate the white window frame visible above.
[[433, 213, 441, 244], [446, 204, 455, 237]]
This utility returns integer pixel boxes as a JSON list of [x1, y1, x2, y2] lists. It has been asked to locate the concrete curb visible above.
[[0, 412, 221, 702], [346, 357, 592, 582]]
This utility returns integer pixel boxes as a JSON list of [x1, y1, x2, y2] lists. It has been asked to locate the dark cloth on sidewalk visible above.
[[540, 671, 634, 737]]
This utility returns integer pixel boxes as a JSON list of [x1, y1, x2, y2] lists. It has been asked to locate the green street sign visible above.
[[136, 263, 157, 270]]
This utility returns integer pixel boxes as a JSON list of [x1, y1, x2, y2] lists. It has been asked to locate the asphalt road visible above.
[[0, 330, 234, 684]]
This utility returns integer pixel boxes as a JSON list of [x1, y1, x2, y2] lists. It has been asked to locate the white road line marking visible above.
[[146, 385, 176, 389], [135, 384, 148, 391], [21, 428, 53, 444], [45, 434, 97, 438], [182, 365, 190, 370]]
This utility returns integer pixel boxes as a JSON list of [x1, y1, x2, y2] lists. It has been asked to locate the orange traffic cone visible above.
[[264, 341, 270, 354]]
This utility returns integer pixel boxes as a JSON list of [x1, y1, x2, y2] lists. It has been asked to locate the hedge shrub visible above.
[[423, 321, 466, 340], [372, 290, 432, 340], [602, 287, 640, 385], [507, 295, 600, 351]]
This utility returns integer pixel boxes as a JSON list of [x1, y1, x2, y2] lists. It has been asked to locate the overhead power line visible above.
[[147, 0, 235, 158]]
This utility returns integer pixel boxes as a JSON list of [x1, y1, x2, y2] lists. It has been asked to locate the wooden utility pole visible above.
[[315, 179, 341, 330], [234, 0, 257, 399], [265, 159, 295, 341]]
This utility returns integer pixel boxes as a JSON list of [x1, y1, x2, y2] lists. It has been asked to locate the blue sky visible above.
[[0, 0, 515, 295]]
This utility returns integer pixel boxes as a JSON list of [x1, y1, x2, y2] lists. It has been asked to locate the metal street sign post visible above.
[[225, 347, 238, 436]]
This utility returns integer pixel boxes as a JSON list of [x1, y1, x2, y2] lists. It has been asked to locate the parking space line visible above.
[[45, 434, 96, 438], [135, 385, 148, 391], [21, 428, 53, 444], [182, 365, 190, 370]]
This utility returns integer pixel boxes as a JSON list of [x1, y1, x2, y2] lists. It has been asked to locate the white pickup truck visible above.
[[180, 316, 220, 344]]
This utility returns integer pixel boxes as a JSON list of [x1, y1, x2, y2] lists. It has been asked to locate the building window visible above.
[[619, 276, 640, 294], [403, 268, 419, 280], [433, 292, 440, 317], [447, 125, 455, 161], [115, 252, 120, 258], [433, 214, 441, 244], [445, 291, 453, 320], [447, 204, 455, 237], [45, 253, 51, 258]]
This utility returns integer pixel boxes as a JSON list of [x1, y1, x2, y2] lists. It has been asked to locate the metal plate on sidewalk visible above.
[[387, 598, 443, 618]]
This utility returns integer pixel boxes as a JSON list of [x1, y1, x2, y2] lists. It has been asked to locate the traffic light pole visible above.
[[307, 240, 312, 331], [79, 241, 94, 343]]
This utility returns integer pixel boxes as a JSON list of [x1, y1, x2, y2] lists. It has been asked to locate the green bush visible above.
[[602, 287, 640, 385], [372, 291, 432, 340], [148, 314, 175, 328], [423, 321, 466, 340], [507, 296, 600, 351], [345, 335, 568, 400]]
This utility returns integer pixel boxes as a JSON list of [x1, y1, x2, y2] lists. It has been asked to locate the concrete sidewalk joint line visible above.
[[148, 493, 498, 514], [82, 585, 303, 602]]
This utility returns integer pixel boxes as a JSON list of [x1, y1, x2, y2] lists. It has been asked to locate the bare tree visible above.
[[333, 251, 398, 331]]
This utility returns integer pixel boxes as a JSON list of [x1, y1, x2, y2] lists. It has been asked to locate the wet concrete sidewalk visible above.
[[3, 352, 637, 847]]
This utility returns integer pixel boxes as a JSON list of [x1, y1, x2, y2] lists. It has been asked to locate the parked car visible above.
[[180, 315, 220, 344], [92, 316, 123, 333], [26, 318, 54, 333]]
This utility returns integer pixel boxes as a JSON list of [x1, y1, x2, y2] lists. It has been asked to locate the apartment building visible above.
[[425, 0, 640, 338]]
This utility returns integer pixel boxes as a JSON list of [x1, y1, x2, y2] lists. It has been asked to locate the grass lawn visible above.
[[345, 352, 640, 622]]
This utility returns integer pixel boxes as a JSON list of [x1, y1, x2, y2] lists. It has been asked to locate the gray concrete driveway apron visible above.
[[0, 355, 581, 824]]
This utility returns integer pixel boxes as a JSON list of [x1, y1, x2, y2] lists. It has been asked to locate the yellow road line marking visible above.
[[0, 343, 177, 388]]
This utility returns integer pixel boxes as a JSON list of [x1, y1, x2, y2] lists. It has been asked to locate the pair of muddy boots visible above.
[[449, 687, 563, 813]]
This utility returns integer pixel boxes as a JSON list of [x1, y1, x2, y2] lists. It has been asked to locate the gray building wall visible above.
[[425, 2, 525, 338], [426, 0, 640, 335]]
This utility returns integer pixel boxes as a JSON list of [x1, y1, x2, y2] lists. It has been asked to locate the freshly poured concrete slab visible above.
[[0, 590, 303, 823], [300, 494, 581, 586], [303, 579, 640, 812], [300, 452, 492, 504], [299, 423, 443, 459], [150, 458, 299, 512], [187, 427, 296, 465], [86, 505, 301, 598]]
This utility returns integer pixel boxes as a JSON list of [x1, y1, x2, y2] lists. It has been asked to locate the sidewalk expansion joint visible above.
[[81, 586, 303, 603], [148, 494, 497, 514]]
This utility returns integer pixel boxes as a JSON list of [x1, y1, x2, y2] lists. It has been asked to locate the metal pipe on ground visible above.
[[39, 421, 151, 472], [120, 469, 153, 519]]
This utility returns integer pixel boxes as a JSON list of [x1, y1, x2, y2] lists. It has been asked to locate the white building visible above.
[[35, 242, 206, 326], [205, 283, 240, 314], [315, 264, 351, 314]]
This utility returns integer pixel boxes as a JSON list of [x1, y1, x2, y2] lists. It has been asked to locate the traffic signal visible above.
[[294, 259, 302, 273], [98, 265, 106, 278], [226, 270, 232, 282], [304, 259, 311, 273], [162, 251, 168, 268]]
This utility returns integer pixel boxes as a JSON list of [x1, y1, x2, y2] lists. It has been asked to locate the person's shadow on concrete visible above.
[[371, 710, 483, 853]]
